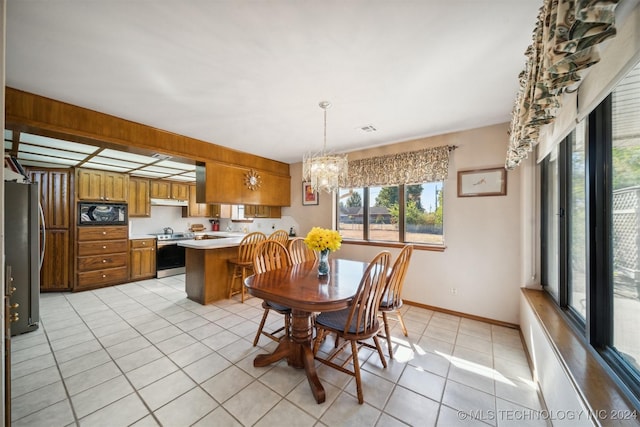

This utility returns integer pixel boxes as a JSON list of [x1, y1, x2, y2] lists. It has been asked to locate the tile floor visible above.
[[10, 275, 549, 426]]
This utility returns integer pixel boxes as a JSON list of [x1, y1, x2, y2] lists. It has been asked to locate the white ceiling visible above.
[[5, 1, 542, 165]]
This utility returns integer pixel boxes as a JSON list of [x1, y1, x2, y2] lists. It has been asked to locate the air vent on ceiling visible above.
[[151, 153, 172, 160], [359, 125, 377, 133]]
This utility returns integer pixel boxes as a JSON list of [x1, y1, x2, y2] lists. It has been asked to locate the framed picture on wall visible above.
[[457, 167, 507, 197], [302, 181, 319, 205]]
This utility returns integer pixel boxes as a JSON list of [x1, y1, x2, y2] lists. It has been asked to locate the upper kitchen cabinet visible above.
[[244, 205, 281, 218], [196, 163, 290, 206], [150, 180, 189, 200], [128, 178, 150, 217], [76, 168, 129, 202], [183, 184, 212, 218]]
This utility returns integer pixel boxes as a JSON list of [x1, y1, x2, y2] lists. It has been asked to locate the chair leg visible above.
[[351, 340, 364, 404], [382, 312, 393, 359], [313, 328, 326, 355], [396, 310, 408, 336], [240, 267, 249, 303], [372, 335, 387, 368], [253, 308, 270, 346], [228, 265, 240, 299]]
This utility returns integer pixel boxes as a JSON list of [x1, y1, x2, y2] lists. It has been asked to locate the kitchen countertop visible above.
[[178, 232, 245, 249], [130, 234, 157, 240]]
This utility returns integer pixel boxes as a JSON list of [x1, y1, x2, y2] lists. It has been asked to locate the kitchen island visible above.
[[178, 233, 245, 304]]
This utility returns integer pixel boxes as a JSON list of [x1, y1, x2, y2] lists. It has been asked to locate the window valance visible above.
[[506, 0, 619, 170], [344, 145, 451, 188]]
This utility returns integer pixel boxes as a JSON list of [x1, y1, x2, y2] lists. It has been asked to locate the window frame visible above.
[[336, 182, 445, 251], [541, 93, 640, 406]]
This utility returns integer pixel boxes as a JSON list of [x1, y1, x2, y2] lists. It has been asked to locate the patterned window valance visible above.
[[344, 145, 451, 188], [506, 0, 619, 170]]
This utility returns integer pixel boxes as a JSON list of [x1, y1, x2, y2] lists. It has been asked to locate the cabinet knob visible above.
[[142, 242, 146, 245], [10, 303, 19, 309], [103, 246, 107, 249], [105, 197, 110, 201], [102, 259, 107, 263], [102, 274, 106, 278], [102, 231, 107, 235], [10, 314, 19, 323]]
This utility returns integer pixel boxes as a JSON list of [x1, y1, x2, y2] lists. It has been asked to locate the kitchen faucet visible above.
[[163, 227, 174, 235]]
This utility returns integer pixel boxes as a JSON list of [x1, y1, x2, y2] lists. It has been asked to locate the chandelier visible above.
[[302, 101, 348, 193]]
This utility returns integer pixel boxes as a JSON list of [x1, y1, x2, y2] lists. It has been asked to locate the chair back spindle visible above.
[[343, 251, 391, 338], [288, 237, 318, 264]]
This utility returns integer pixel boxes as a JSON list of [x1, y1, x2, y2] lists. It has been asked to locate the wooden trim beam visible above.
[[5, 87, 289, 176]]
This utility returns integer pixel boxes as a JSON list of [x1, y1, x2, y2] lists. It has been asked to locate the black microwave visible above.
[[78, 202, 128, 226]]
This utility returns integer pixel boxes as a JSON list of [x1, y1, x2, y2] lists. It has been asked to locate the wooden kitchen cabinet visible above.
[[29, 169, 71, 229], [150, 180, 189, 200], [171, 182, 189, 200], [244, 205, 282, 218], [130, 238, 156, 280], [28, 168, 73, 290], [128, 178, 150, 217], [183, 184, 212, 217], [76, 168, 128, 202], [196, 162, 290, 206], [75, 225, 129, 290], [41, 229, 72, 291]]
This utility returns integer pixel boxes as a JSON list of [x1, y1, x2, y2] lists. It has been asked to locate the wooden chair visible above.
[[312, 251, 391, 404], [268, 229, 289, 246], [287, 237, 318, 264], [252, 240, 293, 346], [378, 244, 413, 359], [227, 231, 266, 302]]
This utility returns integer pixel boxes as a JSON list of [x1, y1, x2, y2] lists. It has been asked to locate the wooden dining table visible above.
[[244, 257, 369, 404]]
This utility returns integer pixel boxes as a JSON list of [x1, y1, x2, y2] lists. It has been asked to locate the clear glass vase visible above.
[[318, 249, 330, 277]]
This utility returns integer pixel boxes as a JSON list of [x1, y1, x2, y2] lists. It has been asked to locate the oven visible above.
[[155, 232, 194, 278]]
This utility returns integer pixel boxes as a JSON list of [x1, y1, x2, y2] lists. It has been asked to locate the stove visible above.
[[155, 232, 195, 278], [156, 232, 195, 242]]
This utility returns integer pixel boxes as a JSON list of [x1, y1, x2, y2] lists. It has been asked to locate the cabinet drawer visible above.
[[130, 239, 155, 249], [78, 226, 128, 241], [77, 239, 128, 256], [77, 253, 127, 272], [77, 267, 129, 288]]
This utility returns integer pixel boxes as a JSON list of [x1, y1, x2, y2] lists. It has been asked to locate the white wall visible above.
[[285, 123, 524, 324], [130, 205, 300, 237]]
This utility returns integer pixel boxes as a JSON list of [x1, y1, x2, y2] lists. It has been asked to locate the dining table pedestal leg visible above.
[[252, 308, 326, 404]]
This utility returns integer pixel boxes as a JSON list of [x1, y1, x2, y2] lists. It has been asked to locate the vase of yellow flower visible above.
[[303, 227, 342, 277]]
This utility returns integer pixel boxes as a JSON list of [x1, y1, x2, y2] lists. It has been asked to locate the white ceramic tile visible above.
[[256, 399, 317, 427], [201, 365, 254, 403], [11, 381, 67, 421], [138, 370, 196, 410], [70, 376, 134, 419], [223, 381, 282, 426], [11, 365, 61, 398], [192, 406, 242, 426], [65, 361, 122, 395], [12, 399, 75, 427], [126, 357, 178, 389], [384, 385, 440, 427], [78, 393, 150, 427], [183, 352, 232, 384], [12, 283, 544, 427], [154, 387, 218, 427]]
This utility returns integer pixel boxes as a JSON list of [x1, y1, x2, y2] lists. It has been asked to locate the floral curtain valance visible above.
[[344, 145, 451, 188], [506, 0, 619, 170]]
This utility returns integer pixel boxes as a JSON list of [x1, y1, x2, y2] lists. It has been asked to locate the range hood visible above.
[[150, 198, 188, 207]]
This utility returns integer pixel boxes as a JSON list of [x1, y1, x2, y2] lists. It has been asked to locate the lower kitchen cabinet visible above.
[[130, 238, 156, 280], [41, 229, 72, 290], [75, 226, 129, 290]]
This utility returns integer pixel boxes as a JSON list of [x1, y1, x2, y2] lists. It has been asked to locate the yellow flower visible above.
[[303, 227, 342, 252]]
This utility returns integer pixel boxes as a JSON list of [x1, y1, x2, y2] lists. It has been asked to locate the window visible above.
[[541, 61, 640, 403], [337, 181, 444, 246]]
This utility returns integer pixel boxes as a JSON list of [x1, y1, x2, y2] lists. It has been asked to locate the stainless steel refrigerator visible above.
[[4, 181, 42, 335]]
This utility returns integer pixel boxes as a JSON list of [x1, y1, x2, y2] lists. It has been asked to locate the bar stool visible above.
[[227, 231, 266, 302]]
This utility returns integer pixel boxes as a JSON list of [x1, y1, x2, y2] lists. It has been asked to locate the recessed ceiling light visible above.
[[359, 125, 377, 133]]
